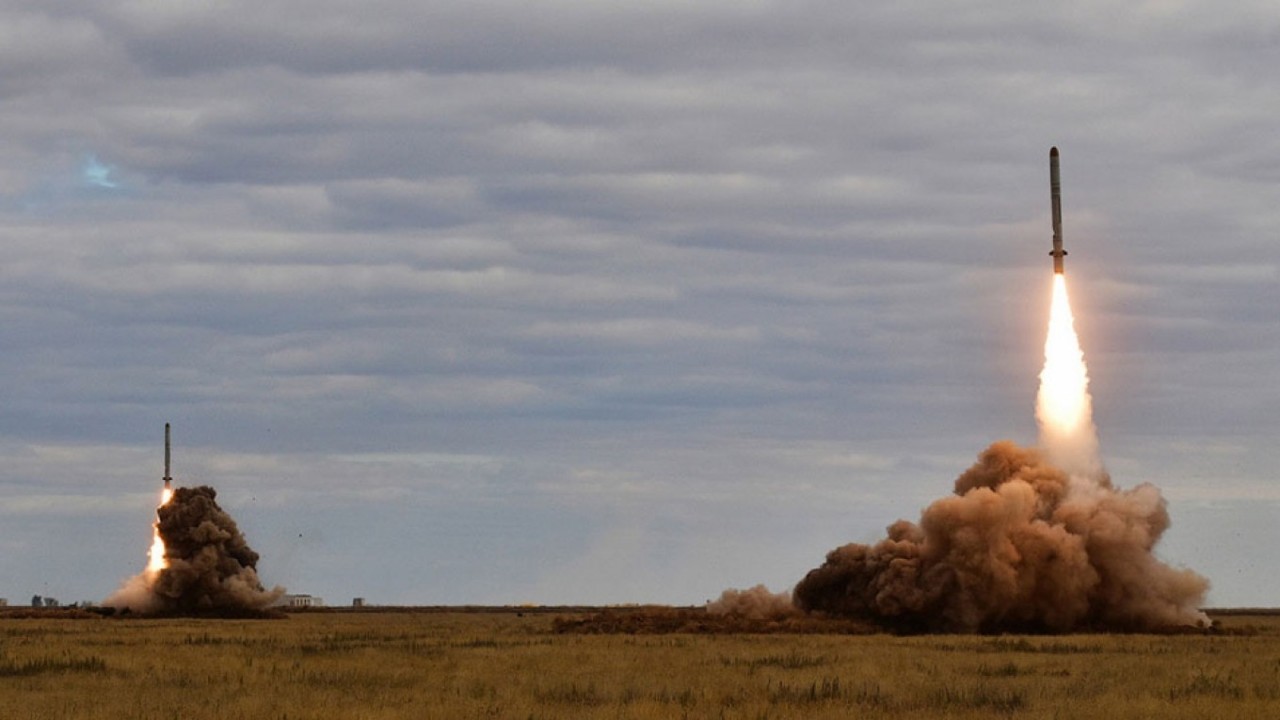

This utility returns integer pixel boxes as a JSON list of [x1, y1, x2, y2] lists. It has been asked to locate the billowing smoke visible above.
[[791, 441, 1208, 632], [707, 584, 797, 620], [105, 485, 282, 616]]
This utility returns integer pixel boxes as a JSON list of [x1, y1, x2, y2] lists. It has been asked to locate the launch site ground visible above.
[[2, 608, 1278, 718]]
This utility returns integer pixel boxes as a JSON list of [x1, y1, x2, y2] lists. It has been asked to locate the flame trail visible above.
[[145, 486, 174, 575], [1036, 275, 1100, 478]]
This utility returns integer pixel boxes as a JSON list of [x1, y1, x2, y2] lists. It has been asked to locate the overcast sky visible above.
[[2, 1, 1276, 607]]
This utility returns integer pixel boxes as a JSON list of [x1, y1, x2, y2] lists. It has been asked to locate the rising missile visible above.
[[163, 422, 172, 489], [1050, 146, 1066, 274]]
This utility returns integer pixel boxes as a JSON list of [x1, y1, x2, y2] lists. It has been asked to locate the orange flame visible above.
[[146, 486, 174, 575], [1035, 274, 1100, 477]]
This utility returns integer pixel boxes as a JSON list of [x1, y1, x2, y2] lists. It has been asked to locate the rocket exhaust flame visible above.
[[145, 486, 175, 575], [1036, 274, 1100, 478]]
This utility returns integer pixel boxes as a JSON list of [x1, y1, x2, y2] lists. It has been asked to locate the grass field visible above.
[[1, 609, 1278, 719]]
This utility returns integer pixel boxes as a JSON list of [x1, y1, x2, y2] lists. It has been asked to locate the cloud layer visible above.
[[1, 1, 1275, 606]]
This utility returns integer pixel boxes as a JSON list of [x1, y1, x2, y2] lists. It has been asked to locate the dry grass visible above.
[[0, 609, 1276, 718]]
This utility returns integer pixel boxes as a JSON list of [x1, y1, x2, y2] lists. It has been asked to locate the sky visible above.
[[1, 1, 1276, 608]]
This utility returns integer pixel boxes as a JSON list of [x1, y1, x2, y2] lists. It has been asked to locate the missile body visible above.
[[163, 422, 172, 489], [1050, 147, 1066, 274]]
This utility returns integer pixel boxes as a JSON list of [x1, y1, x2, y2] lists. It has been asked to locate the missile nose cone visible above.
[[1050, 146, 1059, 158]]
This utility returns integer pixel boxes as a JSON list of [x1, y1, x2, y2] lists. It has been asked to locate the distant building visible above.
[[282, 594, 323, 608], [352, 598, 366, 608]]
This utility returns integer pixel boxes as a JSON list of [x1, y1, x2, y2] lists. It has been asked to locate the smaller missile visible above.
[[163, 423, 172, 489], [1049, 147, 1067, 274]]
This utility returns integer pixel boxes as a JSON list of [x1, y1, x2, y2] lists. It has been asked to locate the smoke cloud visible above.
[[791, 441, 1208, 632], [707, 584, 797, 620], [105, 485, 283, 616]]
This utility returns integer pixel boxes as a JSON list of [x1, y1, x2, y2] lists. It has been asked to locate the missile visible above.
[[163, 422, 172, 489], [1049, 146, 1066, 274]]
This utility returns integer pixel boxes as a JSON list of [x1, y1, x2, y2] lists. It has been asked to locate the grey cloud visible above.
[[1, 0, 1278, 607], [81, 1, 925, 76]]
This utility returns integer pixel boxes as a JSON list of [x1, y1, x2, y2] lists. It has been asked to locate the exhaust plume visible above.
[[792, 441, 1207, 632], [106, 485, 282, 616], [1037, 274, 1100, 477]]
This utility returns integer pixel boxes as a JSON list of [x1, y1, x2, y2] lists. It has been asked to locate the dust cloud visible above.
[[790, 441, 1208, 632], [105, 485, 282, 616], [707, 584, 797, 620]]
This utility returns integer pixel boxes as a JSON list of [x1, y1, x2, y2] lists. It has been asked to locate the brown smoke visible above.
[[105, 485, 283, 616], [707, 584, 798, 620], [791, 441, 1208, 633]]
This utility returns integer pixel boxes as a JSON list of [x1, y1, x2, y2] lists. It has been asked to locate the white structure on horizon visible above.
[[282, 594, 324, 608]]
